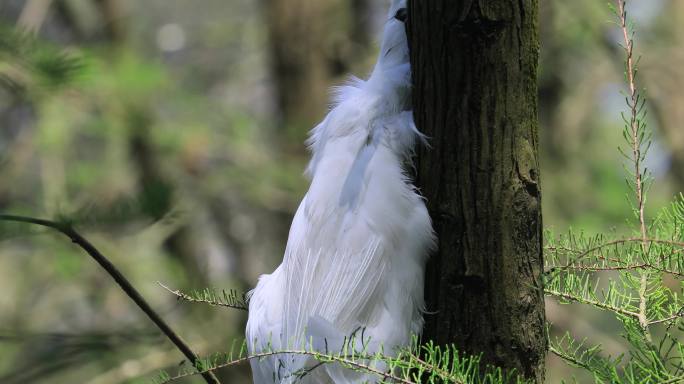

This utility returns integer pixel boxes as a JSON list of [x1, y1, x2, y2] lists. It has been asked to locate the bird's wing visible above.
[[281, 210, 389, 342], [276, 210, 388, 382], [281, 111, 393, 342]]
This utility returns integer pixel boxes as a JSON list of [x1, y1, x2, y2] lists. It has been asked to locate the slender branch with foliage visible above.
[[158, 282, 248, 311], [150, 337, 529, 384], [616, 0, 654, 342], [543, 1, 684, 382]]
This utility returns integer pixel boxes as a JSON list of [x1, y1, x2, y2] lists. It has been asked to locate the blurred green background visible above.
[[0, 0, 682, 383]]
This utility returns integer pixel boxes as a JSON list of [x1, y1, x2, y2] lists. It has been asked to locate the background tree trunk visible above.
[[647, 0, 684, 191], [261, 0, 373, 145], [261, 0, 342, 142], [407, 1, 546, 381]]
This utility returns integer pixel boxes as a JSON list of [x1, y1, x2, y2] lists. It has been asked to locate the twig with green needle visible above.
[[616, 0, 653, 344], [158, 282, 248, 311]]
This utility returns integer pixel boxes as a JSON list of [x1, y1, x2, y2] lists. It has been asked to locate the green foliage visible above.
[[545, 226, 684, 323], [543, 1, 684, 383], [548, 332, 623, 383], [158, 283, 248, 311], [0, 25, 87, 92], [151, 337, 529, 384], [545, 222, 684, 382]]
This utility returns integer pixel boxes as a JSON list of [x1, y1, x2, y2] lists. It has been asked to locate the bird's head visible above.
[[366, 0, 410, 105], [376, 0, 409, 70]]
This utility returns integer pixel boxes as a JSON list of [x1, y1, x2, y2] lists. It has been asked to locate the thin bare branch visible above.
[[0, 214, 220, 384], [648, 308, 684, 326]]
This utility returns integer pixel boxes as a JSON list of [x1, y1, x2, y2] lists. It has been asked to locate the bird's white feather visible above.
[[246, 1, 434, 382]]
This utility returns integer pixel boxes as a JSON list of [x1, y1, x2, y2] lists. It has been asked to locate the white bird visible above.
[[246, 1, 434, 382]]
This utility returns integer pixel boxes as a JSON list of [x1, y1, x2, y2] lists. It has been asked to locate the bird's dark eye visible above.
[[394, 8, 407, 22]]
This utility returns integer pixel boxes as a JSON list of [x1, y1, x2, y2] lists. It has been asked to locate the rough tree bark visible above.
[[407, 1, 546, 382]]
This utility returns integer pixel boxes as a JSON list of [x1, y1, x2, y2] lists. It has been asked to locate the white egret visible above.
[[246, 1, 434, 382]]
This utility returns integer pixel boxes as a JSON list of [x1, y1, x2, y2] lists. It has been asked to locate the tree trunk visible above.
[[407, 1, 546, 382], [646, 0, 684, 191], [261, 0, 339, 140], [261, 0, 373, 144]]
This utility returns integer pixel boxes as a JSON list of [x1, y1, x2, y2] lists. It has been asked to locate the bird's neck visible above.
[[366, 62, 412, 112]]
